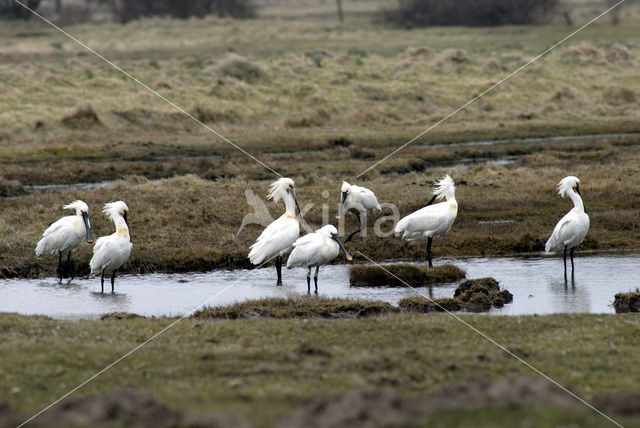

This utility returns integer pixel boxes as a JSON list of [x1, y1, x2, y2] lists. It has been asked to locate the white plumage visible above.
[[336, 181, 381, 242], [35, 200, 93, 282], [545, 176, 590, 280], [90, 201, 132, 293], [287, 225, 352, 293], [395, 175, 458, 267], [248, 177, 301, 285]]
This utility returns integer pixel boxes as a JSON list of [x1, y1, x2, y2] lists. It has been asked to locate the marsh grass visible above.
[[349, 263, 465, 287], [192, 296, 396, 319], [398, 277, 513, 313], [613, 292, 640, 313]]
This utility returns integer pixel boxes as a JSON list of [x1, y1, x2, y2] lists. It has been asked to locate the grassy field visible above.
[[1, 309, 640, 427]]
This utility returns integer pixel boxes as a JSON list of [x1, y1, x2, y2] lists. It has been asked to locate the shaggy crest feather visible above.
[[557, 176, 580, 198], [433, 175, 455, 200], [63, 200, 88, 213], [341, 181, 350, 192], [102, 201, 128, 218], [267, 177, 294, 203]]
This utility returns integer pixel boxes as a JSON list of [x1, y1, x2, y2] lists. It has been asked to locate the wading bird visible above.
[[394, 175, 458, 268], [336, 181, 381, 242], [90, 201, 132, 293], [35, 200, 94, 282], [248, 178, 301, 285], [286, 225, 353, 294], [545, 176, 590, 282]]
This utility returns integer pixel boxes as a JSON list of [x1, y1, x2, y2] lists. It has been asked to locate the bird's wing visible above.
[[395, 203, 446, 235], [357, 188, 381, 210], [545, 213, 573, 253], [287, 233, 324, 268], [90, 235, 132, 274], [35, 217, 80, 256], [248, 216, 299, 264]]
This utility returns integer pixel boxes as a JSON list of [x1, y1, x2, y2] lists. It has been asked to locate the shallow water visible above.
[[1, 254, 638, 319]]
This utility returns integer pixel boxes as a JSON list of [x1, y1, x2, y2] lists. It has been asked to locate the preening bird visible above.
[[545, 176, 590, 282], [35, 200, 94, 282], [248, 178, 301, 285], [286, 225, 353, 293], [90, 201, 132, 293], [335, 181, 381, 242], [394, 175, 458, 268]]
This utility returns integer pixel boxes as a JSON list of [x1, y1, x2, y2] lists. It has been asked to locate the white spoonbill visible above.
[[35, 200, 94, 282], [545, 176, 590, 281], [394, 175, 458, 268], [286, 225, 353, 293], [248, 177, 301, 285], [90, 201, 132, 293], [336, 181, 381, 242]]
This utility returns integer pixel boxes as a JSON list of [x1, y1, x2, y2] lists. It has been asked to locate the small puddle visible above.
[[1, 254, 638, 319]]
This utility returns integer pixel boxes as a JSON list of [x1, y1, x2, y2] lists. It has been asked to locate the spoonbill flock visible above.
[[35, 174, 589, 294]]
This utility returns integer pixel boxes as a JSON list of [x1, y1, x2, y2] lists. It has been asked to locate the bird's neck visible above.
[[568, 189, 584, 211], [283, 194, 297, 216], [113, 216, 129, 235]]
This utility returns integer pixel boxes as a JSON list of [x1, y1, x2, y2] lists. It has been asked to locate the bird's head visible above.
[[268, 177, 301, 216], [321, 225, 353, 262], [557, 176, 581, 198], [64, 200, 93, 243], [336, 181, 351, 220]]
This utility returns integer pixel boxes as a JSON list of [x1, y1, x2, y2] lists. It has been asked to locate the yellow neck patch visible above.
[[116, 228, 129, 236]]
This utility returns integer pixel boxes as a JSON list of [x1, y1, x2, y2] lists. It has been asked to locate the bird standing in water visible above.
[[35, 200, 94, 282], [248, 178, 302, 285], [286, 225, 353, 294], [394, 175, 458, 268], [545, 176, 590, 282], [90, 201, 132, 293]]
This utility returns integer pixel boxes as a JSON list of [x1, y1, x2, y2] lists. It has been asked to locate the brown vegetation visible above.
[[349, 264, 465, 287]]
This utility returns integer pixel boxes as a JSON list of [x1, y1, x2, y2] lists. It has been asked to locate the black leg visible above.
[[67, 251, 74, 280], [563, 246, 568, 283], [111, 271, 116, 293], [570, 247, 575, 279], [57, 252, 63, 283], [314, 266, 319, 294], [306, 266, 311, 294], [101, 270, 105, 293], [275, 256, 283, 286], [427, 237, 433, 269], [344, 211, 362, 243]]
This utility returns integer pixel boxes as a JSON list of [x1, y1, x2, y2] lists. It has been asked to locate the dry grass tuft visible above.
[[214, 53, 265, 83], [285, 108, 330, 128], [562, 43, 607, 65], [191, 296, 396, 319], [405, 46, 434, 58], [188, 102, 238, 124], [551, 85, 584, 106], [398, 296, 462, 312], [0, 177, 23, 197], [349, 264, 465, 287], [439, 48, 470, 64], [605, 44, 634, 62], [603, 86, 638, 105], [60, 103, 102, 129]]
